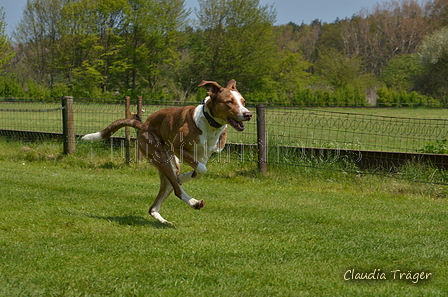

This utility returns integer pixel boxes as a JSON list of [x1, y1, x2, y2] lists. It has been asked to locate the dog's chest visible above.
[[193, 105, 226, 160], [199, 127, 224, 154]]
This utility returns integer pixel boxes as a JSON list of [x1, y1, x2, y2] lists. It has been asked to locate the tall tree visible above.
[[273, 50, 313, 93], [121, 0, 189, 94], [317, 20, 346, 56], [12, 0, 189, 96], [13, 0, 63, 83], [428, 0, 448, 27], [380, 54, 421, 91], [57, 0, 130, 95], [58, 0, 104, 96], [195, 0, 277, 91], [95, 0, 129, 93], [315, 49, 373, 89], [417, 27, 448, 101], [341, 0, 432, 75], [0, 8, 15, 72]]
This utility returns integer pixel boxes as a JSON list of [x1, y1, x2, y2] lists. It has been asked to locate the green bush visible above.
[[419, 139, 448, 154], [376, 86, 439, 107], [25, 80, 51, 99], [0, 73, 24, 98], [0, 74, 71, 100], [0, 72, 445, 108], [287, 86, 366, 107], [49, 83, 71, 98]]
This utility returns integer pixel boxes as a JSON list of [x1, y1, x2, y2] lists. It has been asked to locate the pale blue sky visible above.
[[1, 0, 382, 35]]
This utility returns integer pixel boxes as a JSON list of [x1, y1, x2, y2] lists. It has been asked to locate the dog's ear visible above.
[[198, 80, 222, 97], [226, 79, 237, 91]]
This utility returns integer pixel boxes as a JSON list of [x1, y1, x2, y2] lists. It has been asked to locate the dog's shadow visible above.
[[89, 215, 173, 229]]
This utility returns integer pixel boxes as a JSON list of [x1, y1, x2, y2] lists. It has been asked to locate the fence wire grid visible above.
[[264, 108, 448, 153], [1, 98, 448, 184]]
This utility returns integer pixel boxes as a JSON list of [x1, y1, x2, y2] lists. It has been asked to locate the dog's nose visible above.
[[243, 111, 252, 121]]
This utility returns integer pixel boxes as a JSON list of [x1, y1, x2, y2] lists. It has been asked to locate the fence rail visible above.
[[1, 97, 448, 184]]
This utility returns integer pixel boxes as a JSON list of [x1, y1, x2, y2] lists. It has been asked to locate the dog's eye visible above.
[[227, 100, 234, 105]]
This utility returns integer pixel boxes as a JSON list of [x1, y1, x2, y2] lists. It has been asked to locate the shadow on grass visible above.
[[88, 214, 174, 229]]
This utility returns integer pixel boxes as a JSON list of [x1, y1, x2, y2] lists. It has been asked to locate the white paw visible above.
[[150, 211, 174, 226], [196, 163, 207, 175], [187, 198, 205, 209]]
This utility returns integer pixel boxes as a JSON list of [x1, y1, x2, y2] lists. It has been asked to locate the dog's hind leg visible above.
[[153, 160, 205, 211], [149, 169, 175, 225], [140, 134, 179, 225], [139, 132, 204, 222], [149, 156, 204, 224]]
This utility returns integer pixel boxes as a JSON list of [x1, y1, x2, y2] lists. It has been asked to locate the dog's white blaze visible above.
[[230, 90, 249, 120], [193, 98, 206, 128], [194, 103, 227, 158], [81, 132, 102, 142]]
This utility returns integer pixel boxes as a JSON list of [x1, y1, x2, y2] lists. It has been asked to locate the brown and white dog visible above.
[[82, 80, 252, 225]]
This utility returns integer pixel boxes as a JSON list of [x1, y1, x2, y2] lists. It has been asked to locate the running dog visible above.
[[82, 80, 252, 224]]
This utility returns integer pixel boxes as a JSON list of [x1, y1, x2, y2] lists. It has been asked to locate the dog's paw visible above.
[[151, 211, 175, 226], [165, 221, 177, 228], [193, 200, 205, 210], [196, 163, 207, 175]]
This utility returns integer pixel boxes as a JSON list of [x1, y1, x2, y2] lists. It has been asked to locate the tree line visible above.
[[1, 0, 448, 106]]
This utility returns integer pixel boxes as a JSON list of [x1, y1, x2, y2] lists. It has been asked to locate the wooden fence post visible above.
[[137, 96, 143, 162], [256, 104, 267, 174], [62, 96, 75, 154], [125, 96, 131, 165]]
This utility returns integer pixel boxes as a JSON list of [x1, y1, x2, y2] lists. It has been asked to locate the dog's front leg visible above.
[[174, 146, 208, 182], [178, 160, 208, 184], [170, 132, 209, 179]]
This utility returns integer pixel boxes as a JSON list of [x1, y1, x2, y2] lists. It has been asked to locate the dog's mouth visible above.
[[227, 118, 245, 131]]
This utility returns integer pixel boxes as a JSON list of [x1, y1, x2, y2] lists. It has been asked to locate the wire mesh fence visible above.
[[1, 98, 448, 184], [260, 108, 448, 184], [220, 106, 448, 182], [258, 108, 447, 153], [0, 99, 62, 135]]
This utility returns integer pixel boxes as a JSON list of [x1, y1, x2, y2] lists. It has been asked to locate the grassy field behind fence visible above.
[[263, 108, 448, 153], [1, 100, 448, 155], [0, 140, 447, 296]]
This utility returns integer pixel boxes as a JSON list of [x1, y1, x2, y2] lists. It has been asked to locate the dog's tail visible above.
[[82, 117, 143, 142]]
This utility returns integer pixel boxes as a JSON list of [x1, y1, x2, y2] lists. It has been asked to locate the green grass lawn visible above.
[[0, 140, 447, 296]]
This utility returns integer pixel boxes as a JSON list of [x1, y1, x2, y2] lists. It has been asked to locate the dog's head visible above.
[[198, 79, 252, 131]]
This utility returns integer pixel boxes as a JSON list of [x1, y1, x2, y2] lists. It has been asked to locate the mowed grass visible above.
[[0, 140, 447, 296]]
